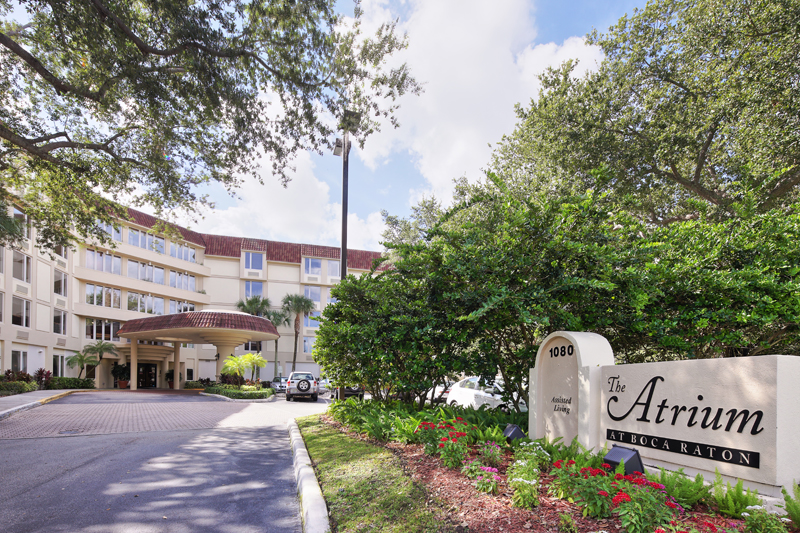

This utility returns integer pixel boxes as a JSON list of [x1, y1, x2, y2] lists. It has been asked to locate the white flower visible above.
[[741, 512, 750, 517], [746, 505, 765, 510], [781, 518, 792, 523]]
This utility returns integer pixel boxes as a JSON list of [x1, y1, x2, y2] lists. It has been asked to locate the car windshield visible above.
[[292, 373, 313, 380]]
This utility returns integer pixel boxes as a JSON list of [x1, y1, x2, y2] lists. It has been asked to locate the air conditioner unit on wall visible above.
[[247, 271, 259, 277], [57, 259, 67, 268], [14, 284, 28, 295], [56, 298, 67, 308], [16, 331, 29, 340], [57, 338, 66, 346], [307, 276, 318, 282]]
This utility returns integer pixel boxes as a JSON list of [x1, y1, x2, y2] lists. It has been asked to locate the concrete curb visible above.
[[198, 392, 278, 403], [288, 418, 331, 533], [0, 390, 79, 421]]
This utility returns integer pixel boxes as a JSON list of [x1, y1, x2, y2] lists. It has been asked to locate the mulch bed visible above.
[[317, 414, 793, 533]]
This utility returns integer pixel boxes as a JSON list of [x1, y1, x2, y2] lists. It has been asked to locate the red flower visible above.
[[615, 473, 624, 480], [440, 437, 449, 442], [655, 529, 666, 533], [598, 491, 609, 497], [553, 460, 564, 469], [611, 491, 632, 508], [456, 417, 463, 420], [567, 460, 576, 466], [666, 502, 677, 509], [439, 443, 445, 448], [601, 463, 611, 469]]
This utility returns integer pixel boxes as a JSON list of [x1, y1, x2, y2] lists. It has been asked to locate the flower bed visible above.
[[325, 400, 800, 533]]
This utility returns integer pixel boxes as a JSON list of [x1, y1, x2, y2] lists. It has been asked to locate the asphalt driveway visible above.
[[0, 390, 330, 533]]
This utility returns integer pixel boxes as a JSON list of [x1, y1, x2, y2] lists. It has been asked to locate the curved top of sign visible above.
[[536, 331, 616, 369]]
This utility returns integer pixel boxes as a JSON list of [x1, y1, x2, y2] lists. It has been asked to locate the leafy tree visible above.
[[381, 195, 444, 249], [266, 308, 291, 378], [66, 351, 99, 379], [0, 0, 421, 250], [82, 339, 120, 362], [493, 0, 800, 223], [281, 294, 316, 373]]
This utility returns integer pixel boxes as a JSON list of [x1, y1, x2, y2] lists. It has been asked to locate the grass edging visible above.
[[296, 414, 452, 533]]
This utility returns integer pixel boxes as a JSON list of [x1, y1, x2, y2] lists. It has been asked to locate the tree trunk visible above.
[[78, 366, 84, 379], [292, 313, 300, 373], [273, 339, 279, 378]]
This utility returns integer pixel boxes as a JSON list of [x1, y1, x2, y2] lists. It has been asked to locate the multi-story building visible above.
[[1, 205, 383, 389]]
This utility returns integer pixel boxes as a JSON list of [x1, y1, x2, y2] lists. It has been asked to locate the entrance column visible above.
[[159, 358, 169, 389], [213, 343, 237, 382], [173, 344, 182, 390], [130, 341, 138, 391]]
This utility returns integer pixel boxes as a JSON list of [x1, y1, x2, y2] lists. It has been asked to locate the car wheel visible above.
[[450, 400, 458, 406], [286, 394, 291, 401], [311, 394, 318, 402]]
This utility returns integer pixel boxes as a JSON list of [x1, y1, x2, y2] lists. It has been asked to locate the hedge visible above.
[[204, 387, 274, 400], [0, 381, 39, 394], [184, 381, 207, 389], [46, 377, 96, 390]]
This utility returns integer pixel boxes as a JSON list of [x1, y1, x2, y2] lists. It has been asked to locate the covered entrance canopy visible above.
[[117, 310, 279, 390]]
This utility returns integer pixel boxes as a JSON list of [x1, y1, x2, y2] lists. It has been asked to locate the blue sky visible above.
[[193, 0, 648, 250]]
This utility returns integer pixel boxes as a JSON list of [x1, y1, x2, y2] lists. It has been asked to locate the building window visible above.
[[304, 285, 321, 304], [127, 293, 164, 315], [86, 249, 122, 274], [12, 350, 27, 373], [97, 220, 122, 241], [13, 206, 31, 240], [186, 368, 194, 380], [0, 292, 3, 321], [304, 258, 322, 276], [127, 260, 165, 284], [245, 252, 263, 270], [0, 245, 5, 273], [304, 311, 321, 328], [303, 336, 316, 353], [328, 260, 340, 278], [54, 245, 68, 259], [128, 229, 165, 254], [85, 318, 121, 341], [54, 270, 68, 297], [86, 284, 121, 308], [243, 341, 262, 351], [53, 309, 67, 335], [12, 296, 30, 327], [245, 281, 263, 298], [12, 251, 32, 283], [327, 295, 338, 305], [53, 354, 65, 377], [169, 271, 195, 291], [170, 242, 196, 263], [169, 300, 195, 314], [180, 343, 195, 349]]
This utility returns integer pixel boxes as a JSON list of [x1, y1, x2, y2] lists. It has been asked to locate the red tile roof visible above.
[[118, 311, 279, 336], [119, 207, 385, 268]]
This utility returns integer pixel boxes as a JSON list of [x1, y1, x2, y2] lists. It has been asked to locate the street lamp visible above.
[[333, 110, 361, 279]]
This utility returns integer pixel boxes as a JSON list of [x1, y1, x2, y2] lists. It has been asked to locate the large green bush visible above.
[[47, 377, 96, 390], [0, 381, 39, 394], [204, 387, 274, 400]]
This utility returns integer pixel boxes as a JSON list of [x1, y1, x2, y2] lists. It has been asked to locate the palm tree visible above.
[[281, 294, 316, 373], [235, 295, 272, 317], [221, 355, 249, 388], [242, 352, 266, 381], [266, 309, 291, 378], [235, 295, 271, 378], [83, 340, 120, 362], [66, 351, 99, 378]]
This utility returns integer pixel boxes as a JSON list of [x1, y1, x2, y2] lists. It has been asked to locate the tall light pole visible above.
[[333, 110, 361, 279]]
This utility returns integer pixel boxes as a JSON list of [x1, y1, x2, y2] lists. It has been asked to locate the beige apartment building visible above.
[[1, 206, 382, 389]]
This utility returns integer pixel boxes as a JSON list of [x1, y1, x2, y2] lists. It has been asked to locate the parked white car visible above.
[[447, 377, 527, 411]]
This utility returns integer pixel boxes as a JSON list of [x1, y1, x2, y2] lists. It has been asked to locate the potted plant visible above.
[[111, 363, 130, 389], [165, 369, 182, 389]]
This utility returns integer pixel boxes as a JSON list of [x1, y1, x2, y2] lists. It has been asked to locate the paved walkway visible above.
[[0, 390, 329, 533]]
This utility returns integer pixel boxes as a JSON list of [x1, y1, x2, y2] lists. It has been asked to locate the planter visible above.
[[117, 380, 129, 389], [168, 381, 174, 389]]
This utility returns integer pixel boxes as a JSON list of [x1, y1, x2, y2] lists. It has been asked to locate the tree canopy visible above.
[[491, 0, 800, 223], [0, 0, 420, 250]]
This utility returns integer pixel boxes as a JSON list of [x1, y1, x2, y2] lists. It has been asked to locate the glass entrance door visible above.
[[137, 364, 158, 389]]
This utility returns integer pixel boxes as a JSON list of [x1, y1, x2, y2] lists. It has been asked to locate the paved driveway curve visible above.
[[0, 390, 330, 533]]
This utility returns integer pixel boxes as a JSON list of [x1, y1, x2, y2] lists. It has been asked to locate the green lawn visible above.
[[296, 414, 451, 533]]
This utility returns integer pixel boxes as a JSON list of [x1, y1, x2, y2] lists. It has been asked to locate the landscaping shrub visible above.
[[782, 480, 800, 528], [647, 467, 710, 508], [712, 470, 761, 518], [204, 387, 274, 399], [183, 381, 206, 389], [0, 381, 39, 394], [508, 441, 548, 509], [478, 440, 503, 467], [33, 368, 52, 390], [4, 370, 33, 382], [47, 377, 96, 389], [742, 505, 790, 533]]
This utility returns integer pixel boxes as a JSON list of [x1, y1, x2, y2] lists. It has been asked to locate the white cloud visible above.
[[356, 0, 604, 204], [180, 152, 386, 251]]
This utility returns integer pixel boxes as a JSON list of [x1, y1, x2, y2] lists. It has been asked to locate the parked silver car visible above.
[[286, 372, 319, 402], [271, 376, 288, 393]]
